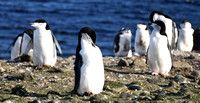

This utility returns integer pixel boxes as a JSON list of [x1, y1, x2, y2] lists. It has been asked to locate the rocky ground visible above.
[[0, 51, 200, 103]]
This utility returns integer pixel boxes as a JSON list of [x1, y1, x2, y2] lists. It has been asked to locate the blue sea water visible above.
[[0, 0, 200, 60]]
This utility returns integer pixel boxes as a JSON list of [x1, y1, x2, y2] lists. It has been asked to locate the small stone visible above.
[[133, 58, 146, 68], [154, 94, 165, 100], [191, 70, 200, 79], [147, 78, 158, 84], [119, 92, 129, 98], [28, 100, 41, 103], [48, 99, 60, 103], [198, 80, 200, 85], [140, 91, 150, 96], [23, 72, 34, 81], [118, 58, 129, 66], [128, 84, 142, 90], [174, 75, 185, 83]]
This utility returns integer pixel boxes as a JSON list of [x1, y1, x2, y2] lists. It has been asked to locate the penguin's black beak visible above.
[[29, 23, 33, 26]]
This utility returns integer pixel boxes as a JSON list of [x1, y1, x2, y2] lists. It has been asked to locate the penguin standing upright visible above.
[[177, 20, 194, 52], [73, 27, 104, 95], [10, 29, 34, 60], [30, 19, 62, 66], [134, 23, 150, 56], [150, 11, 177, 50], [148, 20, 172, 76], [113, 28, 132, 57]]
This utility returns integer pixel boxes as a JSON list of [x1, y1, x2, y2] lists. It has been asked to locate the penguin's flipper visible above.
[[146, 47, 149, 64], [73, 53, 83, 92], [167, 40, 174, 67], [113, 34, 120, 53], [24, 40, 33, 55], [51, 32, 63, 55]]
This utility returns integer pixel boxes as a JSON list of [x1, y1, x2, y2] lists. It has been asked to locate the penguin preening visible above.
[[30, 19, 62, 67], [134, 23, 150, 56], [148, 20, 172, 76], [9, 29, 34, 61], [113, 28, 132, 57], [73, 27, 104, 96], [177, 20, 194, 52], [150, 11, 178, 51]]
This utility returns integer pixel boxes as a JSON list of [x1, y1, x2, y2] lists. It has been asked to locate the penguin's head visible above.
[[79, 27, 96, 45], [30, 19, 50, 30], [137, 23, 147, 30], [118, 28, 131, 35], [180, 20, 192, 29], [149, 11, 171, 22], [150, 20, 167, 37]]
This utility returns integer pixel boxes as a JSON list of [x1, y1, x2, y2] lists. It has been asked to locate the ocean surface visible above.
[[0, 0, 200, 60]]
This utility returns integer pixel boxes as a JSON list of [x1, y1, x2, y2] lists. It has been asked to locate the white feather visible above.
[[11, 37, 22, 60], [148, 24, 172, 75], [114, 29, 132, 57], [153, 14, 173, 47], [32, 23, 56, 66], [78, 34, 104, 95], [134, 24, 150, 56], [177, 22, 194, 52]]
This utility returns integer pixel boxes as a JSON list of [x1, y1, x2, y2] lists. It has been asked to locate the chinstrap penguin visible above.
[[134, 23, 150, 56], [177, 20, 194, 52], [9, 29, 34, 61], [30, 19, 62, 67], [148, 20, 172, 76], [150, 11, 177, 51], [73, 27, 104, 96], [113, 28, 132, 57]]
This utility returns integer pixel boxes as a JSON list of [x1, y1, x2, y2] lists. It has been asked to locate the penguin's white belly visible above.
[[177, 30, 193, 52], [134, 31, 149, 56], [11, 37, 22, 60], [33, 30, 56, 66], [148, 37, 172, 74], [115, 35, 132, 57], [78, 42, 104, 95]]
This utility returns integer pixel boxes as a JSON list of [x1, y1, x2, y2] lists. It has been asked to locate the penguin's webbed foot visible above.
[[152, 72, 159, 76]]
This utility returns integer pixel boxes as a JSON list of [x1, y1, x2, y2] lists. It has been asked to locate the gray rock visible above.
[[118, 58, 129, 66], [147, 78, 158, 84], [174, 75, 185, 83], [191, 70, 200, 79], [128, 84, 142, 90], [119, 92, 129, 98]]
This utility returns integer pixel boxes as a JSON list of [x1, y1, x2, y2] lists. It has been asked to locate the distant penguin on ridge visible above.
[[177, 20, 194, 52], [113, 28, 132, 57], [30, 19, 62, 67], [134, 23, 150, 56], [149, 11, 177, 51], [148, 20, 172, 76], [73, 27, 104, 96], [10, 29, 34, 61]]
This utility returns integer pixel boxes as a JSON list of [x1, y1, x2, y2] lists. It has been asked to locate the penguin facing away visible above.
[[10, 29, 34, 61], [73, 27, 104, 95], [148, 20, 172, 76], [113, 28, 132, 57], [30, 19, 62, 66], [149, 11, 177, 50], [177, 20, 194, 52], [134, 23, 150, 56]]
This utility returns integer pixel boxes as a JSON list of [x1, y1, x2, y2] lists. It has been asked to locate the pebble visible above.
[[128, 84, 142, 90], [174, 75, 185, 83], [119, 92, 129, 98], [191, 70, 200, 79], [147, 78, 158, 84], [118, 58, 129, 66]]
